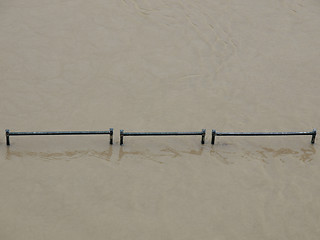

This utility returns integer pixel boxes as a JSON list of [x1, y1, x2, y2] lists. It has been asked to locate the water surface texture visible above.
[[1, 1, 320, 239]]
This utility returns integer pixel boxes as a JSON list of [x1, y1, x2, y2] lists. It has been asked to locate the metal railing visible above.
[[211, 129, 316, 144], [5, 128, 114, 146], [3, 128, 316, 146], [120, 129, 206, 145]]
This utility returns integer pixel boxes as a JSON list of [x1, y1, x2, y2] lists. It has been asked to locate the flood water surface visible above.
[[1, 1, 320, 239]]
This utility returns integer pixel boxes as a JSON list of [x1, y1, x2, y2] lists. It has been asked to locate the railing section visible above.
[[5, 128, 114, 145]]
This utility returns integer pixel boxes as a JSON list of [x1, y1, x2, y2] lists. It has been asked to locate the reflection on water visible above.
[[118, 147, 147, 161], [5, 144, 314, 163], [5, 146, 113, 161], [298, 147, 316, 162], [210, 149, 234, 165], [161, 147, 181, 158], [209, 145, 316, 164], [4, 145, 207, 163], [254, 147, 316, 162], [259, 147, 316, 162], [118, 146, 204, 162], [262, 147, 299, 157], [182, 147, 204, 156]]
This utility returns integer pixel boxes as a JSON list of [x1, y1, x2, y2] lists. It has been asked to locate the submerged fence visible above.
[[3, 128, 316, 146], [5, 129, 113, 145], [211, 129, 316, 145], [120, 129, 206, 145]]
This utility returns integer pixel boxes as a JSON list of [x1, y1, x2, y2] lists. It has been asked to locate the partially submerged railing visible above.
[[211, 129, 316, 144], [120, 129, 206, 145], [5, 128, 114, 145], [3, 128, 316, 146]]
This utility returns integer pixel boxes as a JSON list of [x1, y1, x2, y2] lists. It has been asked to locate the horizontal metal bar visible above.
[[120, 129, 206, 145], [216, 131, 313, 136], [9, 131, 111, 135], [211, 129, 316, 144], [122, 132, 203, 136], [5, 128, 114, 145]]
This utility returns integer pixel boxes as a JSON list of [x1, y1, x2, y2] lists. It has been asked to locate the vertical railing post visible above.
[[120, 130, 124, 145], [109, 128, 113, 144], [201, 129, 206, 144], [5, 129, 10, 146], [211, 130, 216, 145], [311, 129, 316, 144]]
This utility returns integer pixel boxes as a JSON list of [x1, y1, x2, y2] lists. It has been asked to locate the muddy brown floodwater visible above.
[[1, 1, 320, 239]]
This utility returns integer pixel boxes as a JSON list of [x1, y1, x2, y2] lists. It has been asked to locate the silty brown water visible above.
[[0, 0, 320, 239]]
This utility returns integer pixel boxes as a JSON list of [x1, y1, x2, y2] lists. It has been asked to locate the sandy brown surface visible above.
[[1, 0, 320, 239]]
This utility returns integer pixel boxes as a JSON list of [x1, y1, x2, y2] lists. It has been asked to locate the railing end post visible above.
[[5, 129, 10, 146], [211, 130, 216, 145], [311, 129, 316, 144], [120, 130, 124, 145], [201, 129, 206, 144], [109, 128, 113, 145]]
